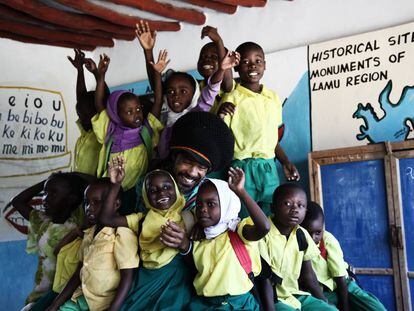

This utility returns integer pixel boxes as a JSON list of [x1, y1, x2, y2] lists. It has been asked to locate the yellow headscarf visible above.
[[140, 170, 186, 269]]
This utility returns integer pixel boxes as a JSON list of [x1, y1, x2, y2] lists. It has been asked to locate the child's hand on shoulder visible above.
[[97, 53, 110, 76], [135, 20, 157, 51], [218, 102, 236, 119], [108, 156, 125, 185], [84, 58, 98, 75], [228, 167, 246, 195], [67, 48, 85, 71], [220, 50, 240, 71], [150, 49, 170, 74], [201, 25, 222, 43]]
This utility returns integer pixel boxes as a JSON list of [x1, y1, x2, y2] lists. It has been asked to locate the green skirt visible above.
[[121, 256, 194, 311], [187, 292, 260, 310], [59, 295, 89, 311]]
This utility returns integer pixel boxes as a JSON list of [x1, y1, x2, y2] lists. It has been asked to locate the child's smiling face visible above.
[[117, 97, 143, 128], [196, 181, 221, 228], [166, 75, 195, 113], [236, 48, 266, 85], [146, 172, 177, 210], [272, 188, 307, 229], [197, 43, 219, 79]]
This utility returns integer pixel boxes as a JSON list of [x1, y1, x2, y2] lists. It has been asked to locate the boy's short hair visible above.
[[165, 71, 196, 94], [236, 41, 264, 56], [303, 201, 325, 223], [88, 177, 123, 200], [48, 172, 88, 206], [272, 183, 306, 205]]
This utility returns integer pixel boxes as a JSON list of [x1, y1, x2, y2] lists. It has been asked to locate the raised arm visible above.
[[201, 26, 233, 92], [68, 49, 86, 102], [108, 269, 134, 311], [299, 260, 328, 302], [149, 49, 170, 118], [46, 263, 82, 311], [210, 50, 240, 85], [228, 167, 270, 241], [99, 156, 128, 228], [11, 180, 45, 221], [136, 20, 156, 90], [85, 57, 110, 107], [94, 53, 110, 113], [275, 144, 300, 181]]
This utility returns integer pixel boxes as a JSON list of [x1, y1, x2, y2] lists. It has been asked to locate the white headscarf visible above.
[[164, 76, 201, 127], [203, 178, 241, 239]]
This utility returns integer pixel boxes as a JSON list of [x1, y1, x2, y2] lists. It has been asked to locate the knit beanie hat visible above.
[[169, 111, 234, 171]]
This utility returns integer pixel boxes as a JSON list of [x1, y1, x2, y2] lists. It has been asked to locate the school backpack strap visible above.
[[296, 227, 308, 251], [104, 135, 114, 170], [140, 124, 153, 161], [228, 230, 254, 282]]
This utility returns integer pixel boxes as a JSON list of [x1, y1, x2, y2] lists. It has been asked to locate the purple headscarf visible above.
[[105, 90, 144, 153]]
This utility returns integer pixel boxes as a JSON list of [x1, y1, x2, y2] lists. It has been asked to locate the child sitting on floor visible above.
[[99, 156, 194, 310], [184, 167, 270, 310], [218, 41, 299, 217], [257, 183, 337, 311], [11, 173, 86, 307], [301, 201, 386, 311], [46, 178, 139, 311]]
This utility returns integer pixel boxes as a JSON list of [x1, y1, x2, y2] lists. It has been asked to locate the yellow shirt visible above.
[[259, 220, 320, 309], [312, 231, 348, 291], [92, 111, 163, 190], [53, 238, 82, 293], [192, 217, 261, 297], [73, 226, 139, 311], [221, 84, 282, 160], [125, 212, 145, 235], [74, 120, 101, 175]]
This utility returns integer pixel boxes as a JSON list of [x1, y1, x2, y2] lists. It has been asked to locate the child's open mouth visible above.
[[202, 64, 214, 70], [156, 197, 170, 204], [248, 72, 258, 77]]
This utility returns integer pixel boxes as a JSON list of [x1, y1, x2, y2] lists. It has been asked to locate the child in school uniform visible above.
[[183, 167, 270, 310], [11, 173, 86, 307], [302, 202, 387, 311], [218, 42, 299, 217], [135, 21, 239, 159], [46, 178, 139, 311], [92, 47, 167, 214], [257, 183, 337, 311], [68, 49, 108, 176], [99, 157, 194, 310]]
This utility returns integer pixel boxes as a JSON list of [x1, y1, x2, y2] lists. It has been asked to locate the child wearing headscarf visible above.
[[92, 50, 168, 214], [99, 156, 194, 310], [182, 168, 270, 310]]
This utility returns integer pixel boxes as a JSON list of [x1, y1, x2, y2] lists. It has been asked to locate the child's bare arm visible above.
[[149, 49, 170, 118], [99, 156, 128, 228], [256, 278, 276, 311], [299, 260, 328, 302], [53, 227, 83, 256], [210, 51, 240, 85], [228, 167, 270, 241], [46, 263, 82, 311], [335, 276, 350, 311], [94, 53, 110, 113], [85, 57, 110, 108], [217, 102, 236, 119], [108, 268, 134, 311], [11, 180, 45, 221], [201, 26, 233, 92], [275, 144, 300, 181], [68, 49, 86, 102], [136, 20, 156, 90]]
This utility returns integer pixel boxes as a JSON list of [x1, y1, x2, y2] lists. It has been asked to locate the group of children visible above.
[[13, 22, 387, 311]]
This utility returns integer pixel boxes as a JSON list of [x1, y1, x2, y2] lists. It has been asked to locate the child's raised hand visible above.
[[228, 167, 245, 195], [108, 156, 125, 185], [150, 49, 170, 74], [135, 20, 157, 50], [201, 25, 222, 43], [84, 58, 97, 75], [97, 53, 110, 76], [218, 102, 236, 119], [220, 50, 240, 71], [67, 48, 85, 70]]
